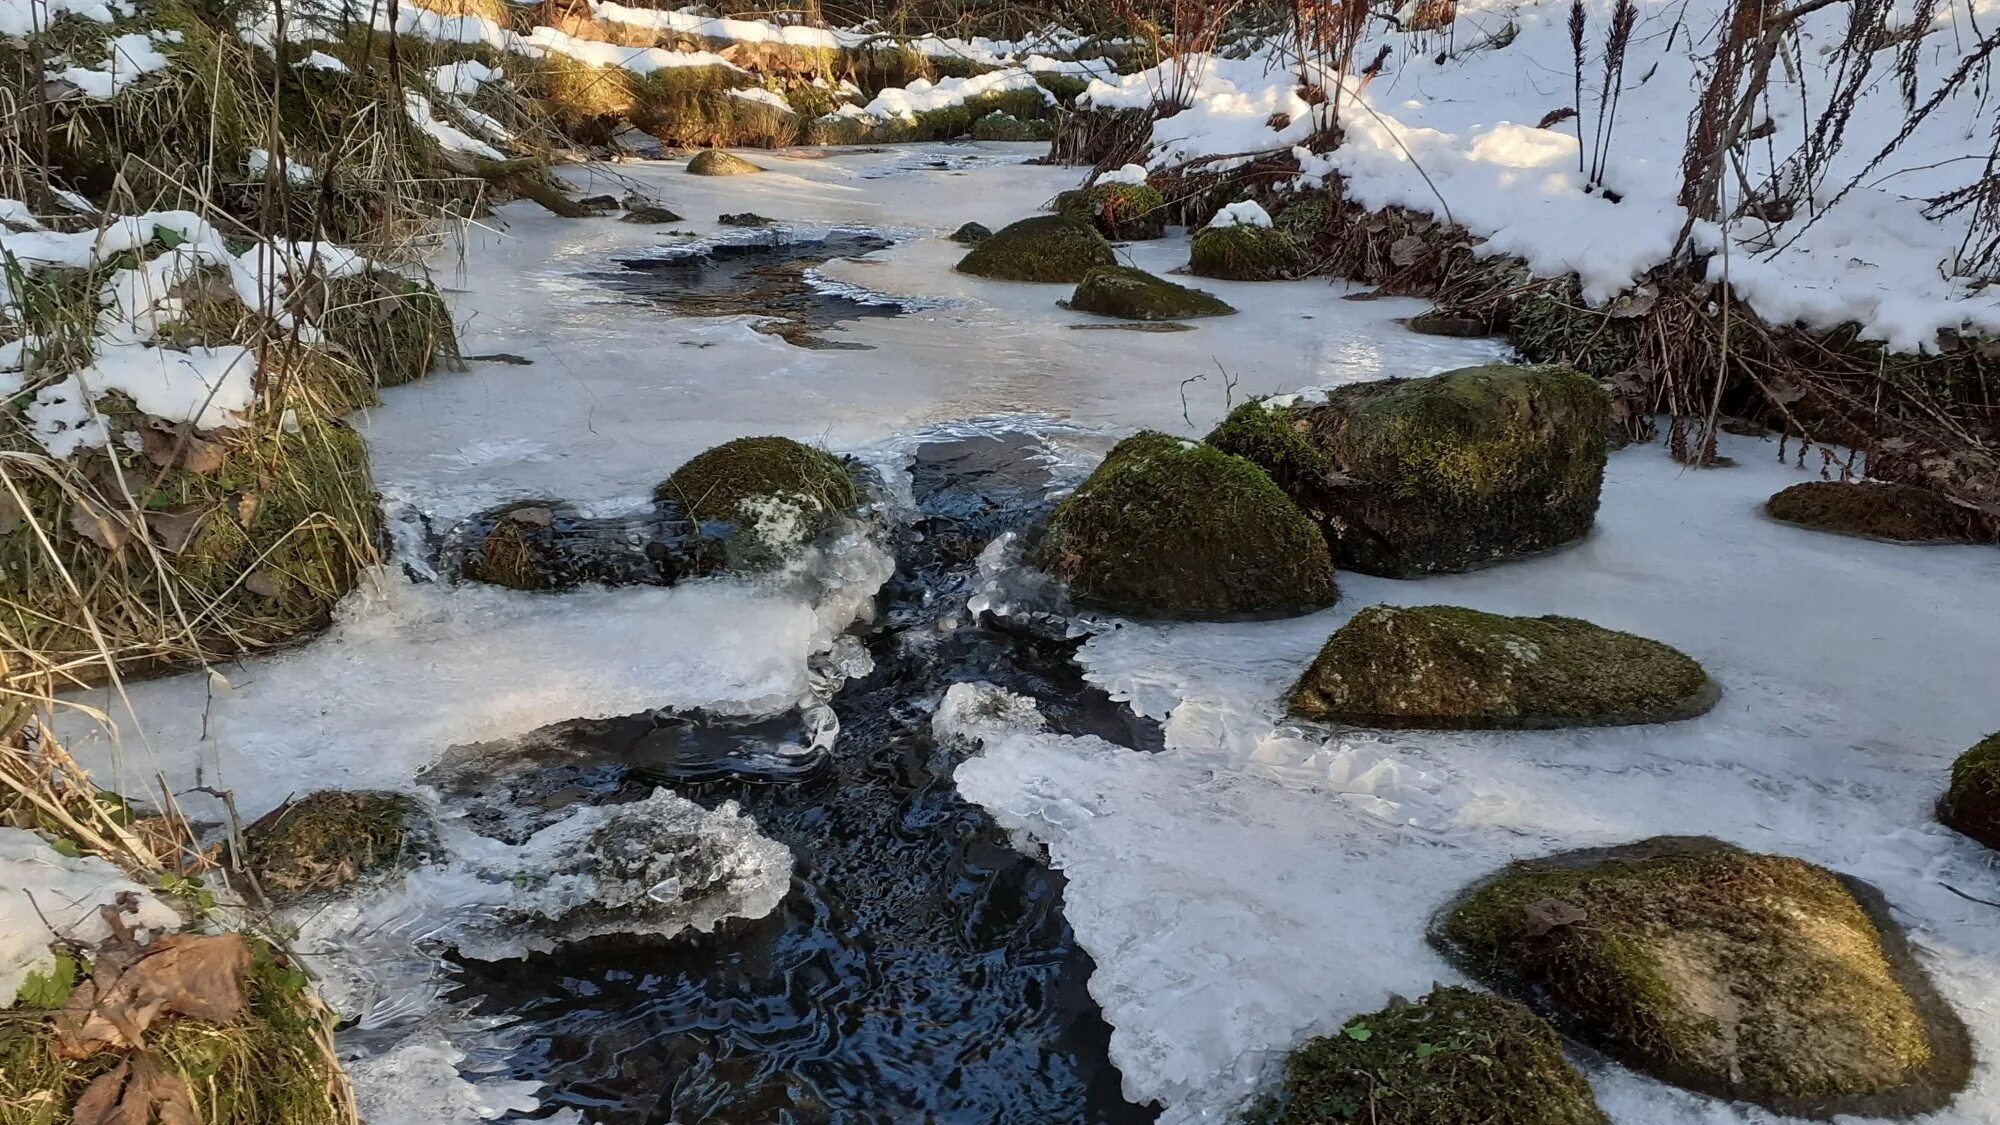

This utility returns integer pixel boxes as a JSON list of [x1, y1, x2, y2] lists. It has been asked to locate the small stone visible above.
[[949, 222, 993, 244], [687, 149, 763, 176], [717, 212, 774, 227], [576, 194, 618, 209], [1938, 732, 2000, 850], [621, 203, 683, 224], [1766, 480, 1981, 543], [1403, 312, 1491, 337], [1066, 265, 1235, 322]]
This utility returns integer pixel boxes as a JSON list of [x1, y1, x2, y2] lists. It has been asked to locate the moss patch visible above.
[[1189, 223, 1308, 280], [955, 215, 1115, 283], [1209, 364, 1610, 576], [1938, 733, 2000, 850], [1766, 481, 1980, 544], [656, 435, 856, 523], [320, 270, 457, 389], [1055, 182, 1167, 241], [463, 506, 564, 591], [1289, 605, 1717, 729], [1066, 265, 1235, 322], [1433, 837, 1971, 1118], [242, 790, 417, 899], [1031, 432, 1337, 620], [687, 148, 764, 175], [1253, 986, 1604, 1125], [949, 222, 993, 245], [970, 111, 1052, 141]]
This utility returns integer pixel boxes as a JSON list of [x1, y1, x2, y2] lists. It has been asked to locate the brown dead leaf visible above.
[[0, 492, 21, 534], [143, 506, 210, 554], [233, 492, 259, 528], [55, 933, 252, 1059], [70, 498, 131, 552], [73, 1054, 197, 1125], [1389, 235, 1426, 267], [1522, 898, 1587, 938], [140, 422, 227, 475]]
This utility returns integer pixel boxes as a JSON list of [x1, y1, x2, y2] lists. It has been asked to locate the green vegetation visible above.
[[1288, 605, 1717, 729], [1766, 481, 1981, 543], [242, 790, 419, 899], [1031, 432, 1336, 619], [1066, 265, 1234, 321], [955, 215, 1116, 282], [1939, 733, 2000, 850], [657, 436, 857, 523], [1189, 223, 1308, 280], [970, 111, 1053, 141], [1055, 182, 1167, 240], [321, 271, 459, 390], [1252, 987, 1605, 1125], [638, 70, 796, 148]]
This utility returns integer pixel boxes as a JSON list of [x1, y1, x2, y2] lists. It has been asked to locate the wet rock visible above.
[[1404, 311, 1491, 337], [1055, 182, 1167, 241], [949, 221, 993, 245], [1432, 837, 1972, 1118], [1766, 480, 1981, 543], [1066, 265, 1235, 322], [463, 505, 566, 591], [1255, 986, 1605, 1125], [241, 790, 421, 900], [1031, 432, 1336, 620], [1939, 732, 2000, 850], [656, 435, 860, 566], [576, 194, 619, 210], [453, 498, 725, 591], [1207, 364, 1610, 576], [1189, 223, 1309, 280], [621, 202, 683, 224], [717, 211, 775, 227], [955, 215, 1115, 283], [687, 149, 763, 176], [1288, 605, 1717, 729]]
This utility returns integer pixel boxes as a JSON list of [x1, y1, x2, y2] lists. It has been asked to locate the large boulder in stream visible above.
[[1939, 732, 2000, 850], [955, 215, 1116, 283], [1432, 837, 1972, 1118], [1066, 266, 1235, 322], [1766, 480, 1981, 543], [1288, 605, 1717, 729], [1207, 364, 1610, 576], [1256, 986, 1605, 1125], [656, 435, 860, 566], [687, 149, 763, 176], [1031, 432, 1336, 619]]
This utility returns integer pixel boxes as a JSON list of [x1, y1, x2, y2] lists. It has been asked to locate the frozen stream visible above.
[[56, 144, 2000, 1123]]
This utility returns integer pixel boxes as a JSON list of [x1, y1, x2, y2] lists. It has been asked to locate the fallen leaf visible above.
[[143, 506, 210, 554], [70, 499, 130, 552], [55, 933, 252, 1059], [140, 422, 227, 475], [72, 1053, 197, 1125], [1536, 106, 1578, 129], [1522, 898, 1587, 938], [1389, 235, 1426, 267], [0, 492, 21, 534]]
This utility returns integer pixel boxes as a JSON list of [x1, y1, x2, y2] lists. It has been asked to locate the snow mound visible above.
[[0, 828, 181, 1007]]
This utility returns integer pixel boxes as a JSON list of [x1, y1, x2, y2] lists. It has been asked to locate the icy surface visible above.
[[0, 828, 181, 1007], [954, 432, 2000, 1123]]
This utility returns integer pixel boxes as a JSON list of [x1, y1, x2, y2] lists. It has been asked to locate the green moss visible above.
[[656, 435, 857, 527], [1939, 733, 2000, 850], [1066, 265, 1234, 321], [1272, 195, 1331, 244], [320, 270, 457, 389], [1034, 72, 1090, 104], [1433, 838, 1968, 1117], [632, 68, 794, 149], [687, 148, 764, 175], [1189, 223, 1308, 280], [1209, 364, 1610, 576], [955, 215, 1115, 283], [805, 112, 872, 145], [464, 511, 561, 591], [1766, 481, 1979, 543], [1031, 432, 1337, 619], [243, 790, 417, 899], [949, 222, 993, 244], [970, 111, 1052, 141], [1056, 182, 1167, 241], [1254, 987, 1605, 1125], [1288, 605, 1716, 729]]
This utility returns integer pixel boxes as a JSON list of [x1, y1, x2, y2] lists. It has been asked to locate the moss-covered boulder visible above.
[[1255, 987, 1605, 1125], [1289, 605, 1717, 729], [1031, 433, 1336, 619], [1189, 223, 1309, 280], [687, 149, 762, 176], [1766, 481, 1980, 543], [949, 221, 993, 244], [1433, 837, 1971, 1118], [1055, 182, 1167, 241], [1066, 266, 1235, 322], [242, 791, 419, 899], [1938, 733, 2000, 849], [656, 435, 858, 564], [1207, 365, 1611, 576], [955, 215, 1116, 283]]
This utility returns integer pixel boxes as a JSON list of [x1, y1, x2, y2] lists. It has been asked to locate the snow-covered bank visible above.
[[950, 430, 2000, 1122]]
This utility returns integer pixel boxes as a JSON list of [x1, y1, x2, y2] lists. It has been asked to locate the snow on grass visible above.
[[405, 89, 505, 160], [522, 24, 743, 74], [56, 29, 177, 98], [0, 0, 131, 37], [860, 67, 1051, 119], [430, 58, 503, 97], [1208, 199, 1271, 228], [728, 85, 795, 113], [1096, 163, 1150, 186], [0, 828, 181, 1007]]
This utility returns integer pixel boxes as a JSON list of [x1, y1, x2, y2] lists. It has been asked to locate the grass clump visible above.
[[1032, 432, 1337, 620], [970, 111, 1052, 141], [1066, 265, 1234, 321], [1189, 223, 1308, 280], [687, 149, 764, 176], [1938, 733, 2000, 850], [319, 271, 458, 390], [241, 790, 419, 899], [1208, 364, 1610, 577], [1251, 986, 1605, 1125], [1765, 481, 1981, 543], [1288, 605, 1717, 729], [1433, 837, 1971, 1118], [955, 215, 1115, 283], [1055, 182, 1167, 241]]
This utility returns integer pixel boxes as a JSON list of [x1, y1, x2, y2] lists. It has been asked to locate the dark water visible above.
[[438, 434, 1162, 1124], [596, 231, 910, 349]]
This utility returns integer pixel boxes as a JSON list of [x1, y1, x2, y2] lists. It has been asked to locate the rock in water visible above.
[[1939, 732, 2000, 849], [1066, 266, 1235, 321], [1403, 311, 1491, 337], [954, 215, 1115, 282], [1432, 837, 1972, 1119], [948, 221, 993, 244], [656, 435, 859, 566], [1055, 183, 1167, 241], [1766, 480, 1980, 543], [1288, 605, 1717, 729], [1031, 432, 1336, 619], [1188, 224, 1308, 280], [687, 149, 763, 176], [241, 791, 422, 900], [1208, 364, 1610, 576], [1257, 987, 1605, 1125]]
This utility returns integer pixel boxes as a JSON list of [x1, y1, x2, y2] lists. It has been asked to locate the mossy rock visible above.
[[1031, 432, 1337, 619], [655, 436, 858, 565], [1055, 182, 1167, 241], [622, 202, 683, 224], [1938, 732, 2000, 850], [464, 504, 565, 591], [320, 270, 457, 389], [949, 221, 993, 245], [1766, 481, 1980, 544], [687, 149, 763, 175], [242, 790, 419, 899], [1288, 605, 1718, 729], [1253, 986, 1605, 1125], [1189, 223, 1308, 280], [1207, 365, 1611, 576], [1432, 837, 1972, 1118], [955, 215, 1115, 283], [1066, 265, 1235, 322], [718, 211, 774, 227]]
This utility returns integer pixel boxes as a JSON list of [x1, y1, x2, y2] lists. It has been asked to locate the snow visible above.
[[0, 0, 132, 38], [298, 48, 346, 71], [1097, 163, 1150, 187], [0, 828, 182, 1007], [247, 146, 316, 183], [523, 25, 743, 75], [57, 30, 175, 98], [28, 343, 258, 456], [728, 85, 794, 113], [429, 58, 502, 97], [404, 90, 504, 160], [860, 67, 1051, 120], [1208, 199, 1272, 228]]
